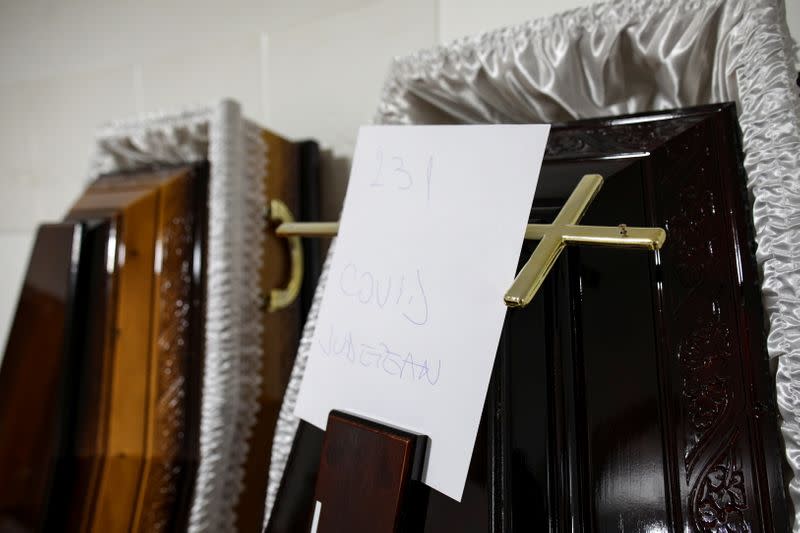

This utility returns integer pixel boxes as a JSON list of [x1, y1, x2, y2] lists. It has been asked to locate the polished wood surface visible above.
[[0, 223, 86, 532], [314, 411, 428, 533], [65, 165, 207, 533], [266, 104, 789, 532], [297, 140, 322, 318], [61, 220, 115, 532], [0, 130, 321, 531], [133, 167, 206, 532]]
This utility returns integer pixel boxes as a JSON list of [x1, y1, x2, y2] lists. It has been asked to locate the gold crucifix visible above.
[[504, 174, 666, 307], [270, 174, 666, 311]]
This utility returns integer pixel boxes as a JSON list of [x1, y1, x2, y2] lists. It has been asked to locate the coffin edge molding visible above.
[[90, 99, 267, 533]]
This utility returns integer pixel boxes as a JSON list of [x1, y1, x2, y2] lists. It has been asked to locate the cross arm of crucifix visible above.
[[504, 174, 666, 307]]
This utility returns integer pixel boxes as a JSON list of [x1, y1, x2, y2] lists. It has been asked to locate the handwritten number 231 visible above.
[[371, 150, 433, 200]]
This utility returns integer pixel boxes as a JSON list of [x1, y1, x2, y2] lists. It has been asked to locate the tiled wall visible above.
[[0, 0, 798, 351]]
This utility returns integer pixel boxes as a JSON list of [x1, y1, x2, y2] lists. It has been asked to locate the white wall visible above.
[[0, 0, 798, 351]]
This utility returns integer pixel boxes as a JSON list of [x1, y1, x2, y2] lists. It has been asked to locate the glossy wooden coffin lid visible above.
[[266, 104, 790, 532], [64, 164, 208, 533], [0, 223, 87, 532], [314, 411, 428, 533]]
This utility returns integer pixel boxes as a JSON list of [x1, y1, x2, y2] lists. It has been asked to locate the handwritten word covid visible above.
[[318, 148, 441, 385]]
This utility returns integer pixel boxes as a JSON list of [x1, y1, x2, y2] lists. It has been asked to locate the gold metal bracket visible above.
[[273, 174, 666, 309], [266, 199, 304, 312]]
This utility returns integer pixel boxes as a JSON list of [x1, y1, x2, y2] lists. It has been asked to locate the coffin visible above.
[[0, 126, 322, 531], [266, 104, 790, 532], [0, 223, 89, 532]]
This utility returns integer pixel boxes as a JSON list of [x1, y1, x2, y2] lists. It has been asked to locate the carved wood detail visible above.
[[658, 118, 753, 531], [691, 433, 751, 532]]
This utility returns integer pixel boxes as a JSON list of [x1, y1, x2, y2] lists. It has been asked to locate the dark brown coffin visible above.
[[0, 223, 90, 532], [64, 164, 209, 533], [267, 103, 790, 532]]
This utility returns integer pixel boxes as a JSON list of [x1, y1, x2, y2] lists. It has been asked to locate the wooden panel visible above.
[[0, 223, 86, 532], [90, 186, 158, 532], [314, 411, 428, 533], [64, 165, 207, 533]]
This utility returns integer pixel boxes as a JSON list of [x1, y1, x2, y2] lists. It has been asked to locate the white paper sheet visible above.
[[294, 124, 549, 501]]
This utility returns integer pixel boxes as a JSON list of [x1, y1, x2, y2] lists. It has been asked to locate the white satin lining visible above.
[[265, 0, 800, 528]]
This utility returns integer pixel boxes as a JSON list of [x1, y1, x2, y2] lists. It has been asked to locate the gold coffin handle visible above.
[[267, 199, 304, 312]]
